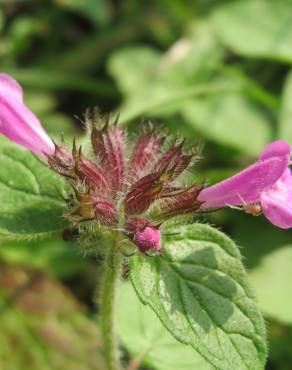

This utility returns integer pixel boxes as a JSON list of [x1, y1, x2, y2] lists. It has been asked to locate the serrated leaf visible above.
[[249, 245, 292, 324], [118, 282, 213, 370], [181, 92, 271, 155], [279, 69, 292, 145], [0, 141, 68, 238], [211, 0, 292, 62], [131, 224, 267, 370]]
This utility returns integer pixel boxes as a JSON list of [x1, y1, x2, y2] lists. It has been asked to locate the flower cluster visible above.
[[47, 114, 203, 254], [0, 73, 292, 256]]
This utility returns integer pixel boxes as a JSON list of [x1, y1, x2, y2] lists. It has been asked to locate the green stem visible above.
[[100, 249, 122, 370]]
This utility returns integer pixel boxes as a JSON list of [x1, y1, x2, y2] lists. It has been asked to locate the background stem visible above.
[[100, 249, 122, 370], [126, 348, 149, 370]]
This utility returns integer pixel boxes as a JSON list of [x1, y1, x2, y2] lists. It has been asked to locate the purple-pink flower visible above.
[[1, 73, 292, 252], [199, 140, 292, 229], [125, 218, 161, 253], [0, 73, 54, 156]]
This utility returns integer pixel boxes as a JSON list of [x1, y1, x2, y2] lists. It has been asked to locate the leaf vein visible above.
[[0, 177, 66, 205], [1, 152, 41, 194], [167, 261, 258, 336], [166, 259, 254, 300], [183, 282, 250, 370]]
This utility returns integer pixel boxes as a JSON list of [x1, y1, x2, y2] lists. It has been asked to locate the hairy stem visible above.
[[100, 249, 122, 370]]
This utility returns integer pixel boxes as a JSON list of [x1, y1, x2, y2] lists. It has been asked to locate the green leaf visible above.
[[279, 69, 292, 145], [108, 46, 162, 95], [0, 141, 68, 238], [158, 22, 223, 86], [108, 23, 229, 123], [119, 81, 237, 124], [249, 245, 292, 324], [118, 282, 213, 370], [211, 0, 292, 62], [131, 224, 267, 370], [181, 92, 271, 155], [0, 261, 106, 370]]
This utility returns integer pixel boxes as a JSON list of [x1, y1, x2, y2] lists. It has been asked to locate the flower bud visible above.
[[125, 218, 161, 253], [124, 173, 163, 215], [124, 146, 195, 216], [91, 116, 125, 194], [158, 184, 203, 219], [72, 143, 109, 193], [92, 195, 118, 225], [154, 141, 185, 177], [71, 188, 118, 225], [128, 128, 165, 181]]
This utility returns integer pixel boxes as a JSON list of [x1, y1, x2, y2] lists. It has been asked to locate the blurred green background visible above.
[[0, 0, 292, 369]]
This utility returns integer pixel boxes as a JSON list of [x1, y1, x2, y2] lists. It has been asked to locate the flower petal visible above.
[[260, 140, 291, 161], [261, 169, 292, 229], [0, 97, 54, 155], [0, 74, 54, 155], [199, 155, 289, 208], [0, 73, 23, 102]]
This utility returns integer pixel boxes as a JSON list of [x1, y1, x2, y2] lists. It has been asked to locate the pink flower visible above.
[[261, 168, 292, 228], [3, 74, 290, 242], [199, 140, 292, 229], [0, 73, 54, 155]]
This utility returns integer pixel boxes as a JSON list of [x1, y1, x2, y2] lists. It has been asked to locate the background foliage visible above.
[[0, 0, 292, 369]]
